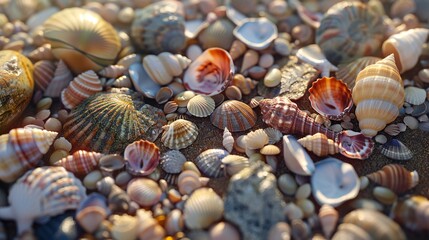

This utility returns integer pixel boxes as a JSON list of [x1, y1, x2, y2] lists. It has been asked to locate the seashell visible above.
[[311, 157, 360, 207], [187, 95, 215, 118], [308, 77, 353, 121], [98, 65, 126, 79], [390, 195, 429, 231], [381, 139, 413, 160], [97, 154, 125, 178], [245, 129, 269, 150], [404, 116, 419, 130], [384, 123, 401, 136], [297, 133, 340, 157], [178, 170, 203, 195], [4, 0, 38, 21], [210, 222, 240, 240], [233, 17, 278, 50], [229, 39, 247, 60], [164, 101, 178, 114], [161, 119, 198, 150], [110, 75, 132, 88], [117, 54, 141, 69], [375, 134, 388, 144], [33, 60, 56, 91], [165, 209, 184, 235], [240, 49, 259, 73], [63, 91, 166, 154], [404, 86, 426, 105], [222, 128, 234, 153], [231, 74, 257, 95], [366, 164, 418, 194], [174, 90, 195, 107], [143, 52, 191, 85], [0, 166, 86, 235], [43, 8, 121, 74], [110, 214, 138, 240], [263, 68, 282, 88], [54, 150, 104, 175], [282, 135, 315, 176], [390, 0, 416, 18], [61, 70, 103, 109], [28, 44, 55, 61], [183, 48, 234, 96], [318, 204, 338, 238], [264, 127, 283, 144], [382, 28, 429, 73], [131, 1, 186, 54], [184, 188, 224, 230], [127, 178, 162, 207], [194, 149, 228, 178], [135, 209, 166, 239], [259, 53, 274, 69], [221, 154, 249, 176], [352, 54, 404, 137], [124, 140, 160, 176], [336, 130, 374, 160], [198, 18, 235, 50], [336, 56, 381, 89], [291, 219, 311, 240], [211, 100, 256, 132], [160, 150, 187, 174], [0, 128, 57, 183], [44, 60, 73, 98], [155, 87, 174, 105], [249, 96, 263, 109], [76, 193, 109, 233], [225, 85, 242, 100], [277, 173, 297, 196], [296, 44, 338, 77], [268, 222, 291, 240]]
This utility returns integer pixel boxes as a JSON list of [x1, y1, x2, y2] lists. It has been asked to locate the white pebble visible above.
[[278, 173, 297, 195], [84, 170, 103, 190], [53, 137, 72, 152], [296, 199, 315, 218], [295, 183, 311, 200], [404, 116, 419, 130], [418, 114, 429, 122], [375, 134, 388, 144], [359, 176, 369, 190]]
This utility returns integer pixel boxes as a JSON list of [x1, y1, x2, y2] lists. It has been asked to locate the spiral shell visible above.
[[33, 60, 56, 91], [352, 54, 404, 137], [0, 128, 57, 183], [194, 149, 228, 178], [54, 150, 104, 175], [187, 95, 215, 118], [61, 70, 103, 109], [76, 193, 109, 233], [336, 56, 381, 89], [211, 100, 256, 132], [127, 178, 162, 207], [143, 52, 191, 85], [184, 188, 224, 230], [366, 164, 418, 194], [98, 65, 127, 78], [161, 119, 198, 150], [160, 150, 187, 174], [297, 133, 340, 157], [390, 195, 429, 231], [44, 60, 73, 98], [124, 140, 160, 176], [318, 204, 338, 238], [222, 128, 234, 153], [43, 8, 121, 74]]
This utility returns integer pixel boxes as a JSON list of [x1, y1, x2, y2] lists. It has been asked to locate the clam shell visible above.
[[318, 204, 339, 238], [44, 60, 73, 98], [404, 86, 426, 105], [282, 135, 315, 176], [61, 70, 103, 109], [98, 154, 125, 177], [187, 95, 215, 118], [194, 149, 228, 178], [143, 52, 191, 85], [336, 56, 381, 89], [184, 188, 224, 230], [229, 39, 246, 60], [233, 17, 278, 50], [33, 60, 56, 91], [210, 100, 256, 132], [367, 164, 418, 194], [178, 170, 203, 195], [245, 129, 269, 150], [381, 139, 413, 160], [384, 123, 401, 136], [54, 150, 104, 175], [264, 127, 283, 144], [222, 127, 234, 153], [124, 140, 160, 176], [198, 18, 235, 50], [127, 178, 162, 207], [28, 44, 55, 61], [161, 119, 198, 150], [221, 154, 249, 176], [160, 150, 187, 174], [76, 193, 109, 233], [297, 133, 340, 157]]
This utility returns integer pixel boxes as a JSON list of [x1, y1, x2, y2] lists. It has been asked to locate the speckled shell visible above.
[[318, 204, 339, 238], [194, 149, 228, 178], [160, 150, 187, 174], [61, 70, 103, 109], [44, 60, 73, 98], [0, 50, 34, 133], [381, 139, 413, 160], [143, 52, 191, 85], [187, 95, 215, 118], [161, 119, 198, 150], [131, 1, 186, 54], [211, 100, 256, 132], [366, 164, 418, 194], [54, 150, 103, 175], [298, 133, 340, 157], [0, 128, 57, 183], [184, 188, 224, 230], [309, 77, 353, 121], [63, 91, 166, 154], [352, 54, 404, 137], [390, 195, 429, 231], [337, 56, 381, 89], [316, 1, 385, 65], [43, 8, 121, 74], [76, 193, 109, 233], [127, 178, 162, 207], [124, 140, 160, 176], [0, 166, 86, 235], [33, 60, 56, 91], [198, 18, 235, 50]]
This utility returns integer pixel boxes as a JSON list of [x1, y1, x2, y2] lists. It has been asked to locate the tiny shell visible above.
[[28, 44, 55, 61], [143, 52, 191, 85], [282, 135, 315, 176], [210, 100, 256, 132], [61, 70, 103, 109], [260, 145, 281, 155], [187, 95, 215, 117], [296, 44, 338, 77], [318, 204, 339, 238], [264, 128, 283, 144], [240, 49, 258, 73], [98, 154, 125, 177], [184, 188, 224, 230], [404, 116, 419, 129], [161, 119, 198, 150], [165, 209, 184, 236], [124, 140, 160, 176], [297, 133, 339, 157], [160, 150, 187, 174], [155, 87, 174, 105], [225, 85, 242, 100], [76, 193, 109, 233], [233, 17, 278, 50], [110, 214, 138, 240], [222, 128, 234, 153], [174, 90, 195, 107], [404, 86, 426, 105], [198, 18, 235, 50], [381, 139, 413, 160], [231, 74, 258, 95], [194, 149, 228, 178], [366, 164, 418, 194], [127, 178, 162, 207], [178, 170, 203, 195], [98, 65, 126, 78], [54, 150, 104, 175], [221, 154, 249, 176], [245, 129, 269, 150], [384, 124, 401, 136], [44, 60, 73, 98], [336, 130, 374, 160]]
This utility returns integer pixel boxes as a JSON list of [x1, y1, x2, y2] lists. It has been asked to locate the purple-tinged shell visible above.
[[381, 139, 413, 160], [124, 140, 160, 176], [336, 130, 374, 160]]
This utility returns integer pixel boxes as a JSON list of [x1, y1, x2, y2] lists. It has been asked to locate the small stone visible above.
[[359, 176, 369, 190], [373, 186, 397, 205], [285, 202, 304, 220], [57, 109, 69, 123], [53, 137, 72, 152], [35, 109, 50, 121], [296, 199, 315, 218], [83, 170, 103, 190], [278, 173, 297, 195], [263, 68, 282, 87], [403, 116, 419, 129], [44, 117, 62, 132], [342, 114, 351, 122], [329, 124, 342, 132], [22, 116, 36, 126], [115, 171, 133, 187], [49, 149, 69, 165], [273, 38, 291, 56], [341, 121, 354, 130], [419, 69, 429, 83], [418, 114, 429, 122], [36, 97, 52, 111], [405, 106, 414, 114], [295, 183, 311, 200], [397, 123, 407, 132], [375, 134, 388, 144], [259, 53, 274, 68]]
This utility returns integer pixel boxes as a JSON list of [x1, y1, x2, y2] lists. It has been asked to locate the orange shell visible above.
[[297, 133, 339, 157], [366, 164, 418, 194]]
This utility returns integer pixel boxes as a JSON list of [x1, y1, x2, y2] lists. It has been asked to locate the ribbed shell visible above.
[[194, 149, 228, 178], [245, 129, 269, 150], [352, 54, 404, 137], [381, 139, 413, 160], [298, 133, 339, 157], [184, 188, 224, 230], [143, 52, 191, 85], [210, 100, 256, 132], [336, 130, 374, 160], [367, 164, 418, 194], [318, 204, 339, 238], [54, 150, 104, 175], [161, 119, 198, 150], [222, 128, 234, 153], [33, 60, 56, 91], [178, 170, 202, 195], [44, 60, 73, 98], [43, 8, 121, 73], [221, 155, 249, 176], [0, 128, 57, 183], [160, 150, 187, 174], [63, 91, 166, 154], [61, 70, 103, 109], [127, 178, 162, 207], [337, 56, 381, 89], [124, 140, 160, 176], [264, 128, 283, 144], [28, 44, 56, 61], [187, 95, 215, 118]]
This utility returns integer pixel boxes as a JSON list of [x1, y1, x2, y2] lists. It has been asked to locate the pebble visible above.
[[115, 171, 133, 187], [49, 149, 69, 165], [36, 97, 52, 111], [359, 176, 369, 190], [375, 134, 388, 144], [418, 69, 429, 83], [258, 53, 274, 68], [285, 203, 304, 220], [296, 199, 315, 218], [35, 109, 50, 121], [373, 186, 397, 205], [57, 109, 69, 123], [418, 114, 429, 122], [329, 124, 342, 132], [342, 114, 351, 122], [53, 137, 72, 152], [225, 85, 242, 100], [117, 7, 134, 24], [83, 170, 103, 190], [22, 116, 36, 126], [405, 106, 414, 114], [340, 121, 354, 130], [403, 116, 419, 129], [263, 68, 282, 87], [295, 183, 311, 200], [278, 173, 297, 195], [44, 117, 62, 132], [273, 38, 291, 56]]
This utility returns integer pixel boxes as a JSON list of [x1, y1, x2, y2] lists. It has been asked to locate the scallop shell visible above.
[[127, 178, 162, 207], [0, 128, 57, 183], [316, 1, 385, 65], [308, 77, 353, 121], [54, 150, 104, 175], [233, 17, 278, 50], [183, 48, 234, 96], [336, 130, 374, 160], [4, 0, 38, 21], [0, 166, 86, 235], [221, 154, 249, 176], [63, 91, 166, 154], [231, 74, 257, 95], [211, 100, 256, 132], [33, 60, 56, 91], [161, 119, 198, 150], [44, 60, 73, 98], [28, 44, 56, 61], [160, 150, 187, 174], [352, 54, 404, 137], [222, 128, 234, 153], [131, 1, 186, 54], [245, 129, 269, 150], [76, 193, 109, 233], [336, 56, 381, 89], [318, 204, 339, 238], [194, 149, 228, 178], [404, 86, 427, 105], [124, 140, 160, 177], [98, 65, 127, 78], [198, 18, 235, 50], [143, 52, 191, 85], [382, 28, 429, 73], [264, 128, 283, 144], [43, 8, 121, 74], [61, 70, 103, 109], [229, 39, 247, 60], [390, 195, 429, 231], [184, 188, 224, 230], [381, 139, 413, 160], [187, 95, 215, 118], [283, 135, 315, 176], [164, 101, 179, 114], [178, 170, 203, 195], [297, 133, 340, 157]]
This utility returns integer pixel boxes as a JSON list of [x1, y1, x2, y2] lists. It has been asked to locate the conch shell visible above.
[[143, 52, 191, 85]]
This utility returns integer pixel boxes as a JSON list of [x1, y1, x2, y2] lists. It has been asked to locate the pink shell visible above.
[[54, 150, 104, 175], [124, 140, 160, 176], [183, 48, 234, 96], [336, 130, 374, 159], [61, 70, 103, 109], [308, 77, 353, 121], [33, 60, 56, 91], [44, 60, 73, 97]]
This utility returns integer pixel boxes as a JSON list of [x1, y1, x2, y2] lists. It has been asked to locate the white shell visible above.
[[184, 188, 224, 229], [143, 52, 191, 85], [187, 94, 215, 117], [245, 129, 269, 150], [233, 17, 278, 50], [222, 127, 234, 153], [282, 135, 315, 176], [264, 127, 283, 144], [178, 170, 203, 195], [404, 86, 426, 105], [221, 154, 249, 176]]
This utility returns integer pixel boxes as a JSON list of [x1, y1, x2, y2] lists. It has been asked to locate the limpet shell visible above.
[[210, 100, 256, 132], [124, 140, 160, 176], [161, 119, 198, 150], [127, 178, 162, 207], [194, 149, 228, 178], [184, 188, 224, 230], [160, 150, 187, 174], [187, 95, 215, 118]]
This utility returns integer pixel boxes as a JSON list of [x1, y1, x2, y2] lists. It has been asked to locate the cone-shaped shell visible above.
[[211, 100, 256, 132], [161, 119, 198, 150], [124, 140, 160, 176], [76, 193, 109, 233], [222, 128, 234, 153], [143, 52, 191, 85], [43, 8, 121, 74], [298, 133, 340, 157], [0, 128, 57, 183], [44, 60, 73, 98], [318, 204, 339, 238], [382, 28, 429, 73], [54, 150, 104, 175], [240, 49, 259, 73], [184, 188, 224, 230], [187, 95, 215, 118], [61, 70, 103, 109], [352, 54, 404, 137], [337, 56, 381, 89], [127, 178, 162, 207], [229, 40, 246, 60], [33, 60, 56, 91], [366, 164, 418, 194], [194, 149, 228, 178]]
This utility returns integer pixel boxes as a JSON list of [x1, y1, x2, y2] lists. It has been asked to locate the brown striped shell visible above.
[[161, 119, 198, 150], [210, 100, 256, 132], [61, 70, 103, 109], [184, 188, 224, 230], [124, 140, 160, 177], [297, 133, 340, 157], [366, 164, 418, 194], [54, 150, 104, 175], [318, 204, 339, 238], [194, 149, 228, 178]]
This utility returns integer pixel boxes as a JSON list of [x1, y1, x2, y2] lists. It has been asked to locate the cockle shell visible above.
[[183, 48, 234, 96], [298, 133, 340, 157], [0, 128, 57, 183], [184, 188, 224, 230], [366, 164, 418, 194], [382, 28, 429, 73], [127, 178, 162, 207], [245, 129, 269, 150], [336, 130, 374, 159], [233, 17, 278, 50], [198, 18, 235, 50], [316, 1, 385, 65], [0, 166, 86, 235], [178, 170, 203, 195], [28, 44, 56, 61], [33, 60, 56, 91], [211, 100, 256, 132], [381, 139, 413, 160], [264, 128, 283, 144], [222, 127, 234, 153], [131, 1, 186, 54], [161, 119, 198, 150], [44, 60, 73, 98], [352, 54, 404, 137], [124, 140, 160, 176], [160, 150, 187, 174], [187, 94, 215, 118], [61, 70, 103, 109], [54, 150, 104, 175], [390, 195, 429, 231], [143, 52, 191, 85], [404, 86, 426, 105], [194, 149, 228, 178], [43, 8, 121, 74], [318, 204, 339, 238], [336, 56, 381, 89], [283, 135, 315, 176], [76, 193, 109, 233]]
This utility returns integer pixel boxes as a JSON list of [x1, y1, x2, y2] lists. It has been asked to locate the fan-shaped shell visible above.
[[233, 17, 278, 50], [198, 18, 235, 50], [298, 133, 339, 157], [76, 193, 109, 233], [194, 149, 228, 178], [184, 188, 224, 230], [245, 129, 269, 150], [404, 86, 426, 105], [44, 60, 73, 98], [124, 140, 160, 176], [264, 128, 283, 144], [0, 128, 57, 183], [183, 48, 234, 96], [33, 60, 56, 91], [143, 52, 191, 85], [367, 164, 418, 194], [54, 150, 104, 175], [0, 166, 86, 235], [178, 170, 203, 195], [318, 204, 339, 238], [211, 100, 256, 132], [4, 0, 38, 21], [222, 128, 234, 153], [337, 56, 381, 89], [61, 70, 103, 109], [352, 54, 404, 137], [187, 95, 215, 118], [63, 91, 166, 154], [160, 150, 187, 174], [316, 1, 385, 65], [161, 119, 198, 150], [381, 138, 413, 161], [131, 1, 186, 54], [309, 77, 353, 120], [127, 178, 162, 207], [336, 130, 374, 160], [43, 8, 121, 74]]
